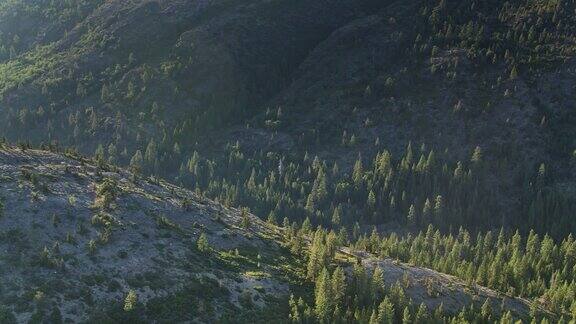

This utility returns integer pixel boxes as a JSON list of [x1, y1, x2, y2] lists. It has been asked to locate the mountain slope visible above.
[[0, 144, 558, 322], [0, 1, 576, 320], [0, 145, 298, 323], [1, 0, 575, 238], [341, 248, 548, 319]]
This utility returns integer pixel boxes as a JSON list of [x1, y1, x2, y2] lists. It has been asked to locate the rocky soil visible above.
[[0, 145, 290, 322]]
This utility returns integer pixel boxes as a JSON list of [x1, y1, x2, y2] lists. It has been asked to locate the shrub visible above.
[[197, 233, 210, 253], [124, 290, 138, 312]]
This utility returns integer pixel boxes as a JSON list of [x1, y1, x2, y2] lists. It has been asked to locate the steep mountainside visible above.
[[0, 145, 297, 323], [0, 145, 557, 322], [1, 0, 575, 239], [2, 1, 576, 320]]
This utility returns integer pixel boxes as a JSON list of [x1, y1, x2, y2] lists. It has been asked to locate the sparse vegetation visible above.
[[123, 290, 138, 312], [197, 233, 210, 253]]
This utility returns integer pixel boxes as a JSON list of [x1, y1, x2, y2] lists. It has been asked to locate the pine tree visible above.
[[368, 191, 376, 210], [369, 309, 379, 324], [500, 311, 513, 324], [94, 144, 105, 165], [352, 156, 364, 187], [434, 195, 444, 219], [290, 233, 304, 256], [144, 138, 158, 166], [371, 266, 385, 301], [197, 233, 210, 252], [481, 298, 492, 320], [422, 199, 432, 224], [307, 229, 327, 280], [241, 208, 251, 229], [129, 150, 143, 173], [289, 294, 301, 323], [510, 66, 519, 80], [332, 267, 347, 309], [402, 306, 412, 324], [471, 146, 482, 165], [124, 290, 138, 312], [332, 205, 342, 226], [377, 297, 394, 324], [315, 268, 332, 322], [415, 303, 428, 323], [267, 210, 278, 225], [407, 204, 416, 226], [301, 217, 312, 234]]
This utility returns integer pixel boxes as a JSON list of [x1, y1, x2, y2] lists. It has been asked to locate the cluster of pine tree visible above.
[[0, 0, 103, 62], [170, 140, 574, 239], [411, 0, 576, 80], [352, 225, 576, 316], [9, 129, 574, 239], [286, 224, 564, 323]]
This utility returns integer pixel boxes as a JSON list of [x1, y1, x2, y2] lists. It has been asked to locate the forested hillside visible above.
[[1, 0, 576, 322], [0, 143, 564, 323], [1, 0, 575, 237]]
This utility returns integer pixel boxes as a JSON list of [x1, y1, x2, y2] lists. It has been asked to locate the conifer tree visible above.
[[307, 229, 327, 280], [407, 204, 416, 226], [372, 266, 385, 301], [377, 297, 394, 324], [353, 156, 364, 187], [129, 150, 143, 173], [402, 306, 411, 324], [241, 208, 251, 229], [124, 290, 138, 312], [332, 205, 342, 226], [332, 267, 347, 309], [369, 309, 379, 324], [197, 233, 210, 252], [288, 294, 301, 323], [315, 268, 332, 322], [471, 146, 482, 165]]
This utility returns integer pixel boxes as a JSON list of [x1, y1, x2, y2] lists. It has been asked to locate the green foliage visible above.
[[0, 0, 576, 321], [314, 268, 332, 321], [241, 208, 251, 230], [123, 290, 138, 312], [354, 224, 576, 316], [197, 233, 210, 253], [94, 178, 119, 210], [0, 45, 61, 97]]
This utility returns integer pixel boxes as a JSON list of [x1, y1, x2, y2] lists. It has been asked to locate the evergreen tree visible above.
[[377, 297, 394, 324], [315, 268, 332, 322], [353, 156, 364, 187], [124, 290, 138, 312], [197, 233, 210, 252], [129, 150, 143, 173], [332, 267, 347, 309], [402, 306, 411, 324], [241, 208, 251, 229]]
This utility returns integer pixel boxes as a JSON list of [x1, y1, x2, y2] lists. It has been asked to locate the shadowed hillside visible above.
[[1, 0, 575, 238]]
